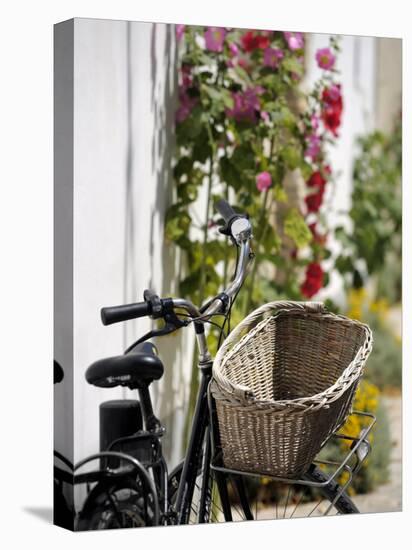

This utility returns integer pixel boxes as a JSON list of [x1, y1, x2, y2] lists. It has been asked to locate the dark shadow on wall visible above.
[[148, 23, 188, 463], [123, 20, 138, 349], [121, 21, 186, 464]]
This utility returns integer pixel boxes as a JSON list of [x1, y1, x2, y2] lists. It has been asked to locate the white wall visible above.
[[71, 19, 193, 486]]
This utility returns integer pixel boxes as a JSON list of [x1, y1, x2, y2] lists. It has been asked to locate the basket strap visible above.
[[213, 300, 326, 400]]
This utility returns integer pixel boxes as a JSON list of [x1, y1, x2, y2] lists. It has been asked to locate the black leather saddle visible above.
[[85, 342, 164, 389], [54, 360, 64, 384]]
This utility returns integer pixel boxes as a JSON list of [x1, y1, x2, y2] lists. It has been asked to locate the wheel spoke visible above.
[[289, 489, 305, 518], [283, 486, 292, 519], [308, 497, 324, 517]]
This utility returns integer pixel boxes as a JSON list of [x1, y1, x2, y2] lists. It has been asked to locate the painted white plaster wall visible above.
[[72, 19, 194, 487]]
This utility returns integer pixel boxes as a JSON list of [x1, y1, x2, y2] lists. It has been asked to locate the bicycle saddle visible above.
[[85, 342, 164, 389], [54, 360, 64, 384]]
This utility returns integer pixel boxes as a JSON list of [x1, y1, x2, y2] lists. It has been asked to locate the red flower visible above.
[[322, 108, 342, 135], [305, 191, 324, 213], [321, 84, 343, 136], [306, 171, 326, 189], [300, 262, 324, 298], [241, 31, 270, 52]]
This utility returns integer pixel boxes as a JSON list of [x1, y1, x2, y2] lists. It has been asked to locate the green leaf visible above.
[[283, 208, 312, 249], [273, 185, 288, 203], [280, 146, 301, 169], [282, 57, 304, 76], [219, 157, 242, 190]]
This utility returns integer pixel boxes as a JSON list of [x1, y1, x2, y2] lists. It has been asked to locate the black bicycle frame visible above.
[[174, 363, 213, 523]]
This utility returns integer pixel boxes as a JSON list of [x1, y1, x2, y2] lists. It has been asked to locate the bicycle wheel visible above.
[[168, 462, 358, 523], [76, 475, 159, 530]]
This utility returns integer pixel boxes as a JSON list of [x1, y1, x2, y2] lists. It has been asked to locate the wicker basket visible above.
[[211, 301, 373, 479]]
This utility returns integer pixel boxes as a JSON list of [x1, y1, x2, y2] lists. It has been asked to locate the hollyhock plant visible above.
[[171, 26, 344, 414], [300, 262, 324, 297], [283, 31, 304, 50], [204, 27, 226, 52], [256, 171, 272, 192], [316, 47, 336, 70], [226, 87, 263, 122], [263, 47, 284, 69]]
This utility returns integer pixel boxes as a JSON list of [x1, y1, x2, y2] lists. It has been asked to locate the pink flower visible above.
[[204, 27, 226, 52], [310, 114, 320, 130], [316, 47, 336, 70], [175, 88, 197, 123], [229, 43, 239, 57], [176, 24, 185, 42], [283, 31, 304, 50], [226, 87, 263, 123], [256, 171, 272, 192], [305, 134, 321, 161], [261, 111, 270, 123], [263, 47, 284, 69]]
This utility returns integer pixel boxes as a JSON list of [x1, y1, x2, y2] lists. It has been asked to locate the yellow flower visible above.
[[347, 287, 367, 321]]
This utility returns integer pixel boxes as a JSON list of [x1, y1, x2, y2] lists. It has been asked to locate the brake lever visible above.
[[124, 300, 189, 354]]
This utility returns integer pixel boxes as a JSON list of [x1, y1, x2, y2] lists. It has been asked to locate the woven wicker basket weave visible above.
[[211, 301, 373, 479]]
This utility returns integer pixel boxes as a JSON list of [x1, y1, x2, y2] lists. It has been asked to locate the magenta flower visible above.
[[229, 43, 239, 57], [256, 171, 272, 192], [310, 114, 320, 130], [226, 87, 263, 122], [263, 47, 284, 69], [175, 88, 197, 123], [305, 134, 321, 161], [176, 24, 185, 42], [283, 31, 304, 50], [204, 27, 226, 52], [316, 47, 336, 70]]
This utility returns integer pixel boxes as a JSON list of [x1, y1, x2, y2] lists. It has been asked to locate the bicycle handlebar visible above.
[[215, 199, 238, 225], [101, 301, 151, 326], [100, 199, 253, 327]]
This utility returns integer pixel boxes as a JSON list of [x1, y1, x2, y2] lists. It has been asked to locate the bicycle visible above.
[[65, 200, 374, 530]]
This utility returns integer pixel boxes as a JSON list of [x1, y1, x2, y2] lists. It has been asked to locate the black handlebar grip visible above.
[[215, 199, 237, 224], [100, 302, 151, 326]]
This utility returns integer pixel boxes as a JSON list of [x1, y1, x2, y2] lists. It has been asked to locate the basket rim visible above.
[[212, 300, 373, 409]]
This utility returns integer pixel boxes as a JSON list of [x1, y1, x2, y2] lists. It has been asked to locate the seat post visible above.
[[137, 385, 162, 432]]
